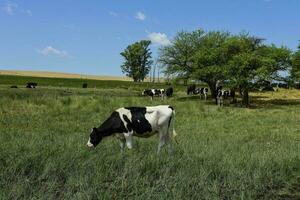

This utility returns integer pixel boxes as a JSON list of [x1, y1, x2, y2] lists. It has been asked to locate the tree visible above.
[[225, 34, 291, 106], [120, 40, 153, 82], [160, 29, 291, 106], [159, 29, 231, 96], [191, 31, 231, 98], [291, 44, 300, 86], [159, 30, 206, 85]]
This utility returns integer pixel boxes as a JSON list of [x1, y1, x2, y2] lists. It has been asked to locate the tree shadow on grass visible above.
[[250, 95, 269, 99], [176, 96, 203, 102], [175, 95, 300, 109], [252, 99, 300, 108]]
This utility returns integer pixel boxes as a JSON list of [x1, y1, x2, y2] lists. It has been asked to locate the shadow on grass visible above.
[[251, 99, 300, 109], [176, 95, 300, 109]]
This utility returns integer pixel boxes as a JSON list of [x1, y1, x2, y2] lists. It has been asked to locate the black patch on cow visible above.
[[168, 106, 174, 110], [123, 115, 132, 132], [89, 111, 127, 147], [143, 89, 154, 97], [124, 107, 152, 134]]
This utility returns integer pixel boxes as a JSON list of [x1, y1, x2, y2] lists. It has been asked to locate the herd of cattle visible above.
[[141, 84, 236, 106]]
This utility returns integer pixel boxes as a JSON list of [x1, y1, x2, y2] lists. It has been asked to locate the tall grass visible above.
[[0, 85, 299, 199]]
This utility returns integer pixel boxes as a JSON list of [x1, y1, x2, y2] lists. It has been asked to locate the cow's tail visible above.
[[172, 110, 177, 137]]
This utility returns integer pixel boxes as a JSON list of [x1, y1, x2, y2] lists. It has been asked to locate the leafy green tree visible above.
[[291, 44, 300, 86], [191, 31, 231, 98], [225, 34, 291, 106], [160, 29, 291, 106], [120, 40, 153, 82], [160, 30, 231, 97], [159, 30, 206, 85]]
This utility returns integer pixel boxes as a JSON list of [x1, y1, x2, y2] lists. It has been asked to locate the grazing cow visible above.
[[189, 87, 209, 100], [26, 82, 37, 88], [166, 87, 173, 97], [187, 84, 196, 95], [199, 87, 209, 100], [216, 88, 235, 106], [142, 89, 165, 100], [82, 83, 88, 88], [87, 105, 177, 154]]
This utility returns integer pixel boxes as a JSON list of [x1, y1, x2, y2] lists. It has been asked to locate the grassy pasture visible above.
[[0, 75, 299, 199]]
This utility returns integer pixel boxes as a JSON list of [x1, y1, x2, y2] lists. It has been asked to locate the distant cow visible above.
[[26, 82, 37, 88], [166, 87, 173, 97], [82, 83, 88, 88], [188, 86, 209, 100], [187, 84, 196, 95], [87, 105, 177, 154], [142, 89, 165, 100], [216, 88, 235, 106], [199, 87, 209, 100]]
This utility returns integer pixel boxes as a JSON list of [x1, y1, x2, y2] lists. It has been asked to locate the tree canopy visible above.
[[291, 44, 300, 83], [120, 40, 153, 82]]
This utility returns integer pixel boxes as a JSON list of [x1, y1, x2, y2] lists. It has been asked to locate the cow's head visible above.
[[87, 127, 103, 148]]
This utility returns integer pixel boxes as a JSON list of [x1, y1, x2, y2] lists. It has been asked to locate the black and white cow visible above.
[[188, 87, 209, 100], [87, 105, 177, 154], [142, 89, 165, 100], [26, 82, 37, 89], [199, 87, 209, 100], [216, 87, 235, 106]]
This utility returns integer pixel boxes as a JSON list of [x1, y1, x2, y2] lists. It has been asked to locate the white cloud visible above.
[[147, 32, 171, 46], [2, 2, 32, 16], [2, 2, 18, 15], [22, 9, 32, 16], [135, 11, 146, 21], [109, 11, 118, 17], [37, 46, 72, 58]]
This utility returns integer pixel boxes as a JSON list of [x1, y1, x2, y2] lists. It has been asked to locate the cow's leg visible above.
[[124, 132, 133, 149], [157, 126, 170, 154], [165, 131, 173, 155], [204, 93, 207, 101], [218, 97, 223, 106], [119, 138, 126, 153], [157, 130, 166, 154]]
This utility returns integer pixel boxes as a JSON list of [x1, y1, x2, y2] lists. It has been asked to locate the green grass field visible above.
[[0, 75, 299, 199]]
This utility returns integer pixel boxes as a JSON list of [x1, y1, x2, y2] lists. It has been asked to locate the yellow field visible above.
[[0, 70, 132, 81]]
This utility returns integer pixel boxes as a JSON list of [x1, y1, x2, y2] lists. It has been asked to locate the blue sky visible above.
[[0, 0, 299, 76]]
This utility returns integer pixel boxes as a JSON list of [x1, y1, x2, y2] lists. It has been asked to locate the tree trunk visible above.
[[207, 81, 217, 104], [242, 88, 250, 107]]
